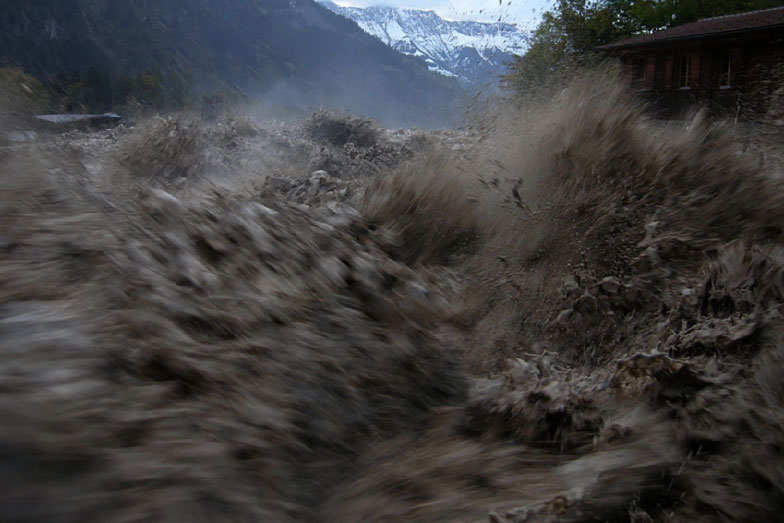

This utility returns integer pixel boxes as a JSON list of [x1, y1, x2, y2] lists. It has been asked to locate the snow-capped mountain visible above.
[[318, 2, 527, 88]]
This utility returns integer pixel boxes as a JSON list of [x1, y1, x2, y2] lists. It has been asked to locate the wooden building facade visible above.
[[598, 8, 784, 121]]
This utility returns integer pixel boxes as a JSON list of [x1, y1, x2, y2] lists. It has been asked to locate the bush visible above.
[[0, 67, 49, 114]]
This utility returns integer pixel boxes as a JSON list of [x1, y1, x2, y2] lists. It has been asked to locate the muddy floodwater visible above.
[[2, 77, 784, 522]]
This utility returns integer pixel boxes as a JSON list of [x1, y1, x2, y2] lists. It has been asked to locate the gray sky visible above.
[[332, 1, 553, 29]]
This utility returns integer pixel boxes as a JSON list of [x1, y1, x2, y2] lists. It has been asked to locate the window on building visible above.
[[633, 57, 655, 90], [679, 54, 700, 89], [679, 55, 692, 88], [719, 52, 732, 88]]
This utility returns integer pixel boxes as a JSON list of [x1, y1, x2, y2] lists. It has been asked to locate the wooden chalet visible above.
[[597, 7, 784, 121]]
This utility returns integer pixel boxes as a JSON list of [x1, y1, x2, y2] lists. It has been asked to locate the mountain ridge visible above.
[[319, 1, 527, 87]]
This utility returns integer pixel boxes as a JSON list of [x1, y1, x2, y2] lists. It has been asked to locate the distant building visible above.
[[597, 7, 784, 122], [0, 113, 122, 140], [32, 113, 122, 131]]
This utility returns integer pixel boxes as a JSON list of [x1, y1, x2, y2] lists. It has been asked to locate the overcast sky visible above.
[[332, 1, 554, 29]]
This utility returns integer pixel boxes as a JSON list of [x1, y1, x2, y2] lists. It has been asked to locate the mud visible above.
[[1, 74, 784, 522]]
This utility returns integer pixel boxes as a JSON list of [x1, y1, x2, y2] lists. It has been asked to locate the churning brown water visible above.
[[1, 75, 784, 522]]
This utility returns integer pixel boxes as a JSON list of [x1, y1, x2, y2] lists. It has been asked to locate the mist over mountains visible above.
[[318, 1, 527, 88], [0, 0, 462, 126]]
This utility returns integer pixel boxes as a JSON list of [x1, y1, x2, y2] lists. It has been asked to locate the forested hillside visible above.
[[0, 0, 460, 125]]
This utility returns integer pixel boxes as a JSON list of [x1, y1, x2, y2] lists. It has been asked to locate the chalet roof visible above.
[[597, 6, 784, 50]]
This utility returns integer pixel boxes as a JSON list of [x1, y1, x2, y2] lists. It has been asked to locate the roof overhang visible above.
[[597, 21, 784, 53]]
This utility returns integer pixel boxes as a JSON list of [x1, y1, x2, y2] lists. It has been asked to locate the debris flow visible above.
[[1, 75, 783, 522]]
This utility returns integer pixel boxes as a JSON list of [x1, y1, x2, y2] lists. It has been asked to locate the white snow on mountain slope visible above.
[[318, 2, 527, 88]]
